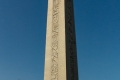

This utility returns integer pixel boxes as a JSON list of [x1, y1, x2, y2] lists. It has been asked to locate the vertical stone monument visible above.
[[44, 0, 78, 80]]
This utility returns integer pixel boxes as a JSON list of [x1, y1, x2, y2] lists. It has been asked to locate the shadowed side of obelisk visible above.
[[65, 0, 79, 80]]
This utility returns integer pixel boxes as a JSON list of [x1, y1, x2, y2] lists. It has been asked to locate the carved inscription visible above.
[[51, 0, 59, 80]]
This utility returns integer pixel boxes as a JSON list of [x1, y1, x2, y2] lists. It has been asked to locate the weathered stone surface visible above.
[[44, 0, 78, 80]]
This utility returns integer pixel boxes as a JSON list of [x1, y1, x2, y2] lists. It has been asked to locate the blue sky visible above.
[[0, 0, 120, 80]]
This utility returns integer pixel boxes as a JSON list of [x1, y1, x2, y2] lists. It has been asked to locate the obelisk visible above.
[[44, 0, 78, 80]]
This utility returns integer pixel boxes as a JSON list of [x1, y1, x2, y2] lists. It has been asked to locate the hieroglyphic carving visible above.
[[51, 0, 59, 80]]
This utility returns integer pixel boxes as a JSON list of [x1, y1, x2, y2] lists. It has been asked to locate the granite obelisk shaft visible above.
[[44, 0, 78, 80]]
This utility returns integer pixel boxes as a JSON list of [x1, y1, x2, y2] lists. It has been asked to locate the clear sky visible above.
[[0, 0, 120, 80]]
